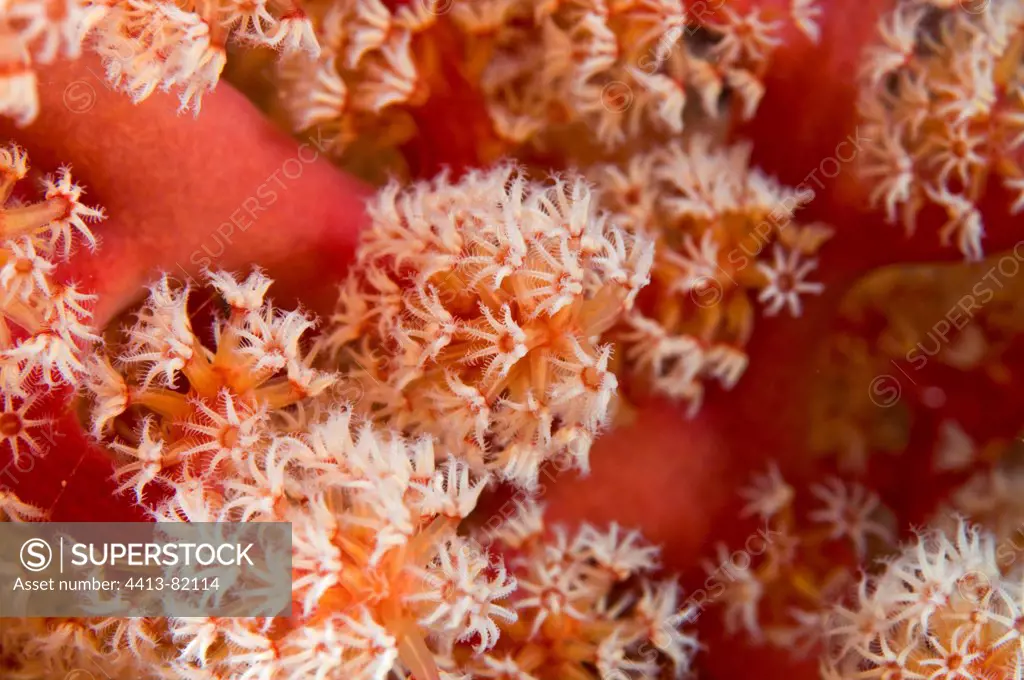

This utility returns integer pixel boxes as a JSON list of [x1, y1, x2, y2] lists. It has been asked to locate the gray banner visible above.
[[1, 522, 292, 617]]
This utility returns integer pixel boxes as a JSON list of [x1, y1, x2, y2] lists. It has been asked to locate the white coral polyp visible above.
[[592, 135, 830, 414], [0, 0, 320, 124], [320, 164, 653, 488], [857, 0, 1024, 259], [0, 143, 102, 398], [163, 405, 515, 680], [823, 519, 1024, 679]]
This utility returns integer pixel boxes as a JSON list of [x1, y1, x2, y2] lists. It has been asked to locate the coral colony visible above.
[[1, 144, 102, 443], [2, 1, 1024, 680], [317, 165, 652, 487]]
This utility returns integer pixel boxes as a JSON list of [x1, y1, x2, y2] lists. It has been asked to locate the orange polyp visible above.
[[515, 642, 550, 672], [498, 332, 518, 354], [0, 179, 16, 205], [485, 369, 515, 404], [395, 621, 441, 680], [358, 518, 455, 680], [579, 291, 626, 338], [410, 515, 458, 559], [1, 200, 65, 239], [255, 379, 310, 410], [529, 348, 550, 396], [2, 296, 39, 334], [132, 388, 191, 421], [182, 348, 220, 396]]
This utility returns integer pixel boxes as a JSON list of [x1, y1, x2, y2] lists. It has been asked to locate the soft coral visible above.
[[4, 2, 1024, 678]]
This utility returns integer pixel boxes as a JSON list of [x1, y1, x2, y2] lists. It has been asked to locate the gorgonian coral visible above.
[[1, 143, 102, 460], [857, 0, 1024, 259], [592, 135, 831, 413], [821, 519, 1023, 680], [317, 163, 653, 488]]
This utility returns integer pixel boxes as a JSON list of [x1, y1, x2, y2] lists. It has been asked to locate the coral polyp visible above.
[[0, 143, 102, 396], [857, 0, 1024, 259], [822, 520, 1024, 680], [85, 269, 334, 497], [318, 164, 652, 487], [594, 136, 831, 412]]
